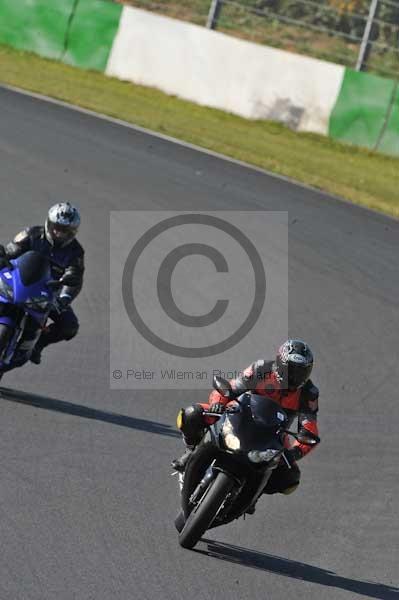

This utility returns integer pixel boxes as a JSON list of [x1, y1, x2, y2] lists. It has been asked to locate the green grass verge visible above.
[[0, 44, 398, 218]]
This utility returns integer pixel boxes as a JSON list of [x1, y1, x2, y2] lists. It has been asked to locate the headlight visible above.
[[222, 420, 240, 451], [0, 277, 13, 301], [248, 449, 281, 463], [225, 433, 241, 451]]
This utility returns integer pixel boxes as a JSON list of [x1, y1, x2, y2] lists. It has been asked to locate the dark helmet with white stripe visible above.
[[275, 339, 313, 390], [45, 203, 80, 248]]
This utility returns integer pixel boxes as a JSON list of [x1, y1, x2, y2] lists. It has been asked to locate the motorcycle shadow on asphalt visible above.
[[196, 539, 398, 600], [0, 386, 180, 439]]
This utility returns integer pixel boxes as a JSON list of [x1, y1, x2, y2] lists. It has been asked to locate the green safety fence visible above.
[[377, 82, 399, 157], [0, 0, 75, 60], [63, 0, 122, 71], [329, 69, 399, 157], [0, 0, 398, 157], [0, 0, 122, 69]]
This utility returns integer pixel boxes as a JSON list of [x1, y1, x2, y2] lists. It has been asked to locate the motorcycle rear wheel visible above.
[[178, 471, 234, 550]]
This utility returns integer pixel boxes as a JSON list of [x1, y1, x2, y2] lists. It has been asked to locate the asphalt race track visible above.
[[0, 87, 398, 600]]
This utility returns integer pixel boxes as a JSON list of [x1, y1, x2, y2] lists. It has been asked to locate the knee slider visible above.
[[281, 482, 299, 495]]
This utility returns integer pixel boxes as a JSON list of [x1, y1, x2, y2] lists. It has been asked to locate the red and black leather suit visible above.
[[178, 359, 320, 494]]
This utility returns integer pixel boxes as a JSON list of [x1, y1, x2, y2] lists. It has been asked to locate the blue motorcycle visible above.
[[0, 249, 70, 380]]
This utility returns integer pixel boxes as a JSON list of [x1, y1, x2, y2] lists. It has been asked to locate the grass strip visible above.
[[0, 44, 398, 218]]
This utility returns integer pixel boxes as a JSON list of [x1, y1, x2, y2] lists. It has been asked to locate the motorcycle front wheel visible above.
[[178, 471, 235, 550]]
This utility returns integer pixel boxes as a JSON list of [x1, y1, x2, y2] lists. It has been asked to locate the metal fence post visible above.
[[206, 0, 222, 30], [356, 0, 380, 71]]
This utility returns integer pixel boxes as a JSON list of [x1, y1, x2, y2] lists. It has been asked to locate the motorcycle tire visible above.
[[178, 471, 235, 550], [174, 511, 185, 533]]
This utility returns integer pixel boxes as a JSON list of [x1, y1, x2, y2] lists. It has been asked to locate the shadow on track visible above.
[[196, 539, 398, 600], [0, 386, 179, 438]]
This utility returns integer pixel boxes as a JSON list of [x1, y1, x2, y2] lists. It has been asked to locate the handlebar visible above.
[[283, 429, 320, 446], [202, 411, 224, 419], [201, 415, 319, 446], [202, 403, 241, 419], [47, 280, 63, 290]]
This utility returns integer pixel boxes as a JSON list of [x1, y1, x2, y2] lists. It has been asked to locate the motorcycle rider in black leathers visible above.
[[172, 340, 320, 498], [0, 203, 84, 364]]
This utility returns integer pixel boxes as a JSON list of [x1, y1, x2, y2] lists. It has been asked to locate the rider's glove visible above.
[[58, 293, 72, 309], [208, 403, 226, 414], [0, 245, 12, 270]]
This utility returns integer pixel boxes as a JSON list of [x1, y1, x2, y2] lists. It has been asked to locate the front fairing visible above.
[[181, 396, 288, 524], [0, 258, 54, 324], [213, 393, 288, 454], [8, 257, 50, 303], [0, 268, 13, 304]]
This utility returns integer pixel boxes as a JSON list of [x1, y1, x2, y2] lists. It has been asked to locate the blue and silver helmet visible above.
[[45, 202, 80, 247]]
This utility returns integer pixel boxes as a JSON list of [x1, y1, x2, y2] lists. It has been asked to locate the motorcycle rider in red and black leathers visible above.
[[172, 339, 320, 496]]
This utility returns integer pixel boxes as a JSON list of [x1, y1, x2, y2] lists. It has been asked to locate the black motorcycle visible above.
[[175, 376, 318, 549]]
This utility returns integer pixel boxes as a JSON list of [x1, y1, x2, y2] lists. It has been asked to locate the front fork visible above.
[[246, 466, 276, 510], [1, 313, 42, 368], [1, 323, 21, 367], [189, 461, 242, 512], [188, 461, 217, 505]]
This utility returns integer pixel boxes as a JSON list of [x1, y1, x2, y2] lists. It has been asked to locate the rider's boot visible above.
[[171, 443, 195, 473], [30, 343, 45, 365], [30, 346, 43, 365], [30, 336, 47, 365], [29, 339, 47, 365], [171, 429, 200, 473], [172, 407, 205, 472]]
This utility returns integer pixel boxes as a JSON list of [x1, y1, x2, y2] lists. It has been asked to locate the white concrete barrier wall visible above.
[[106, 7, 345, 135]]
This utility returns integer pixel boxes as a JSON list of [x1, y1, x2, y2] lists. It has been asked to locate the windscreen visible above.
[[16, 251, 51, 287], [223, 394, 287, 452], [249, 394, 288, 429]]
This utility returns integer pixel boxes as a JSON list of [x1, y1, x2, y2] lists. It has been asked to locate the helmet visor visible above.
[[287, 362, 312, 389], [47, 221, 78, 245]]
